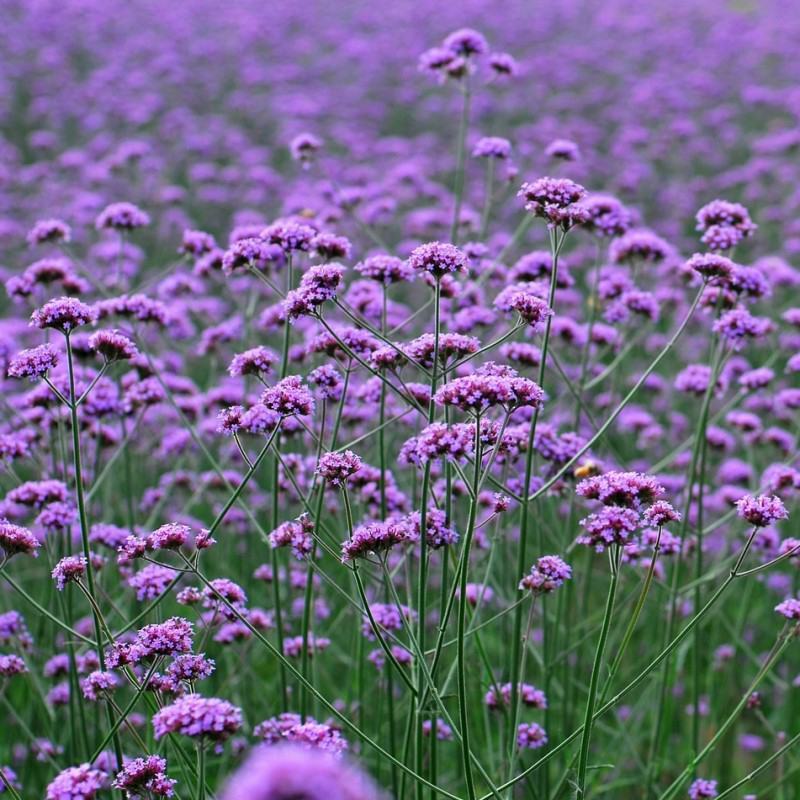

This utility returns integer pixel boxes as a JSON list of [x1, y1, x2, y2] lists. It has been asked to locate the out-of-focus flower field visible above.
[[1, 1, 800, 798]]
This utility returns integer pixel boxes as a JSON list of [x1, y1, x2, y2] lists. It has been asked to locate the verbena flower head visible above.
[[261, 376, 314, 416], [113, 755, 176, 798], [0, 654, 28, 677], [688, 778, 718, 799], [31, 296, 96, 333], [643, 501, 681, 527], [135, 617, 194, 659], [7, 343, 60, 380], [289, 132, 322, 167], [713, 307, 772, 349], [517, 177, 588, 229], [52, 555, 87, 590], [0, 522, 40, 558], [88, 329, 138, 361], [260, 221, 316, 254], [222, 237, 282, 275], [434, 371, 544, 414], [578, 506, 640, 551], [152, 694, 242, 742], [507, 290, 554, 332], [443, 27, 488, 56], [341, 521, 409, 562], [269, 516, 314, 560], [95, 202, 150, 231], [576, 471, 664, 509], [519, 555, 572, 594], [735, 494, 788, 527], [316, 450, 363, 486], [46, 764, 107, 799], [685, 252, 735, 281], [27, 218, 71, 245], [407, 242, 468, 278], [284, 263, 345, 319], [355, 254, 414, 285], [220, 743, 380, 800], [696, 199, 756, 250]]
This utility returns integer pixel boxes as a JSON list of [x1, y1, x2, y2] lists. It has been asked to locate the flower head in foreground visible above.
[[407, 242, 468, 278], [46, 764, 107, 799], [261, 376, 314, 416], [113, 755, 176, 797], [0, 522, 40, 559], [7, 343, 60, 380], [736, 494, 788, 527], [152, 694, 242, 743], [341, 521, 409, 562], [518, 177, 588, 229], [519, 555, 572, 594], [316, 450, 363, 486], [220, 743, 381, 800], [576, 471, 664, 509], [52, 555, 87, 590], [88, 329, 138, 361], [31, 296, 96, 333]]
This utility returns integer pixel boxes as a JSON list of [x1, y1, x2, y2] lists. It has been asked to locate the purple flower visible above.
[[220, 743, 380, 800], [519, 555, 572, 594], [545, 138, 580, 161], [578, 506, 641, 551], [341, 521, 409, 562], [713, 307, 772, 349], [688, 778, 718, 799], [80, 670, 119, 701], [52, 555, 87, 590], [95, 202, 150, 231], [289, 132, 322, 166], [260, 222, 316, 254], [152, 694, 242, 742], [88, 330, 138, 361], [736, 494, 788, 527], [46, 764, 107, 799], [31, 296, 96, 333], [316, 450, 363, 486], [27, 218, 71, 245], [443, 28, 488, 56], [0, 522, 40, 558], [222, 237, 282, 275], [146, 523, 191, 551], [135, 617, 194, 659], [775, 597, 800, 620], [576, 471, 664, 508], [261, 376, 314, 416], [113, 755, 175, 798], [643, 501, 681, 527], [407, 242, 468, 278], [516, 722, 548, 749], [517, 177, 588, 229]]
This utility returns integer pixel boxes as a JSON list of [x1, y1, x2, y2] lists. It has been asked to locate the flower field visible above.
[[1, 1, 800, 798]]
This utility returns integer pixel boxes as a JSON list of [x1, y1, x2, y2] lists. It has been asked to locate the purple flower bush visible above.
[[0, 1, 799, 798]]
